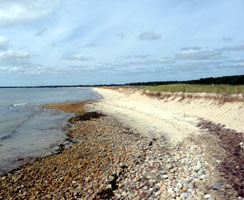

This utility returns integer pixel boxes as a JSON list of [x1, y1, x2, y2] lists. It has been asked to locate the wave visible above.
[[0, 134, 13, 140], [8, 103, 28, 108]]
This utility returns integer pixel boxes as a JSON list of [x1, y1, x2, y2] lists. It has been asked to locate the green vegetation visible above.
[[129, 84, 244, 95]]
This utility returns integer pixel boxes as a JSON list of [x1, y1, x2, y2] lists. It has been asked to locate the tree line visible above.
[[125, 75, 244, 86]]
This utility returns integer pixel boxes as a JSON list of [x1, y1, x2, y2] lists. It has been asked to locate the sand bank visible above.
[[89, 88, 244, 143]]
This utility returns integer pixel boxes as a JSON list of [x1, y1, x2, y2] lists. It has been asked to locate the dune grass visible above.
[[128, 84, 244, 95]]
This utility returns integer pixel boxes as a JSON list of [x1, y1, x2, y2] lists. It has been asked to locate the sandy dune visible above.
[[88, 88, 244, 144]]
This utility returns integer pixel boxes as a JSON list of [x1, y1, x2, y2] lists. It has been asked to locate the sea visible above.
[[0, 87, 99, 175]]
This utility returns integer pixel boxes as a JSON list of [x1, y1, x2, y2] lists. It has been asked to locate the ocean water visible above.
[[0, 88, 99, 175]]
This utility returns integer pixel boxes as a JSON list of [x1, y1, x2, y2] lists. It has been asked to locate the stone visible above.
[[200, 175, 206, 180], [204, 194, 211, 199], [176, 183, 183, 189], [154, 191, 161, 197], [0, 108, 241, 200], [181, 187, 187, 193], [212, 183, 222, 190], [193, 163, 201, 172], [121, 192, 127, 196], [162, 175, 168, 179], [168, 188, 174, 193]]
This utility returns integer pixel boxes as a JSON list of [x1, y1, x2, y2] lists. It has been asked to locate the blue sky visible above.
[[0, 0, 243, 86]]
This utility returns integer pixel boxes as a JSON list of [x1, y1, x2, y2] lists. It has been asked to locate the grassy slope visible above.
[[128, 84, 244, 95]]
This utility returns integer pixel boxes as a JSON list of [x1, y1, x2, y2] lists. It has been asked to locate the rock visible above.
[[212, 183, 222, 190], [200, 175, 206, 180], [176, 183, 183, 189], [154, 191, 161, 197], [193, 163, 201, 172], [181, 187, 187, 193], [0, 113, 241, 200], [71, 138, 78, 143], [204, 194, 211, 199], [121, 191, 127, 196], [180, 192, 188, 199], [160, 170, 166, 175], [162, 175, 168, 179], [168, 188, 174, 193]]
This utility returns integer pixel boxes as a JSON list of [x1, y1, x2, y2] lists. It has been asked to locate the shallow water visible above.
[[0, 88, 99, 175]]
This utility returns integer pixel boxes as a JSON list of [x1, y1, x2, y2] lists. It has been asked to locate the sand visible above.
[[88, 88, 244, 144]]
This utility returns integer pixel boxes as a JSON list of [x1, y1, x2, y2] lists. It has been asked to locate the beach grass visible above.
[[126, 84, 244, 95]]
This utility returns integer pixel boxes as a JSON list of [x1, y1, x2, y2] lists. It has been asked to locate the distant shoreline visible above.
[[1, 74, 244, 88]]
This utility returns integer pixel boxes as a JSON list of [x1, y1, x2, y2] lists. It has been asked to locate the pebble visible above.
[[0, 104, 241, 200], [161, 175, 168, 179], [204, 194, 211, 199], [212, 183, 222, 190], [168, 187, 174, 193]]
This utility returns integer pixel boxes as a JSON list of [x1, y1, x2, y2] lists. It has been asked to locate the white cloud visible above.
[[0, 0, 62, 26], [228, 58, 244, 63], [95, 57, 173, 72], [138, 31, 161, 41], [122, 55, 149, 59], [180, 47, 202, 51], [0, 36, 9, 50], [0, 66, 8, 71], [0, 62, 45, 75], [174, 50, 223, 60], [218, 45, 244, 51], [0, 50, 29, 64], [62, 54, 92, 61]]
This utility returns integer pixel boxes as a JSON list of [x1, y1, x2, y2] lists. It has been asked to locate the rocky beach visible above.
[[1, 0, 243, 199], [0, 89, 244, 199]]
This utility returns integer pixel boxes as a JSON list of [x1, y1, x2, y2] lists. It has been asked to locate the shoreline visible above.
[[0, 87, 100, 177], [0, 89, 244, 199], [0, 101, 149, 199], [0, 101, 94, 177]]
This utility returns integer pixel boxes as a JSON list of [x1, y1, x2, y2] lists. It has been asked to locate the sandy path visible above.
[[88, 88, 201, 143]]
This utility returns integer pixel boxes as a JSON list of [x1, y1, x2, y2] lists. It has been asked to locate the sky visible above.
[[0, 0, 244, 86]]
